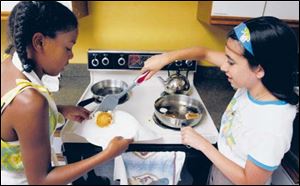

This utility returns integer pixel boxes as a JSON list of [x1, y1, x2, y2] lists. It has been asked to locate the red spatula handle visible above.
[[135, 71, 150, 84]]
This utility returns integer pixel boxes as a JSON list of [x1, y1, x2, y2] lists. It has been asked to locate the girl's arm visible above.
[[13, 89, 131, 185], [141, 47, 227, 80], [181, 127, 273, 185], [161, 47, 226, 67]]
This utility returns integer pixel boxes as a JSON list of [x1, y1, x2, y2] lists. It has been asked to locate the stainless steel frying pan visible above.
[[77, 79, 129, 107], [154, 94, 205, 129]]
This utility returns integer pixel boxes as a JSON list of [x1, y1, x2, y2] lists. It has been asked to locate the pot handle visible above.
[[77, 97, 96, 107], [181, 122, 191, 149]]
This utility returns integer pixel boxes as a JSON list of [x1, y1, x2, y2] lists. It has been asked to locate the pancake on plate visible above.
[[94, 111, 113, 128]]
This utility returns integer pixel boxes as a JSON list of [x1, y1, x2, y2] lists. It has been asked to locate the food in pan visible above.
[[185, 112, 200, 120], [164, 113, 177, 118], [95, 111, 113, 127]]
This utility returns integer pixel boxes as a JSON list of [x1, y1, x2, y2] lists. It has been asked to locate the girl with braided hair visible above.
[[1, 1, 132, 184]]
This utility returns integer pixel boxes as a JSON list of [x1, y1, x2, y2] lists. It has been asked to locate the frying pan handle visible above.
[[77, 97, 95, 107]]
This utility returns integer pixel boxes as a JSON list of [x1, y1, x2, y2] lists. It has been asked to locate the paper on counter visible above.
[[73, 110, 161, 149]]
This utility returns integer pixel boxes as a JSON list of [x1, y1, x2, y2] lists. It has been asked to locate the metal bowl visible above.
[[154, 94, 205, 129]]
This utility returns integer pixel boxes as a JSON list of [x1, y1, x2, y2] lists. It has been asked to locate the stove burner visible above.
[[152, 114, 180, 131]]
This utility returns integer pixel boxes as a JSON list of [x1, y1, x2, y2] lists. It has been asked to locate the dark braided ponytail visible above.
[[7, 1, 78, 73], [13, 2, 38, 72]]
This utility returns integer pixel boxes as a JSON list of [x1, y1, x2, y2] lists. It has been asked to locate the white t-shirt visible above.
[[218, 88, 297, 171]]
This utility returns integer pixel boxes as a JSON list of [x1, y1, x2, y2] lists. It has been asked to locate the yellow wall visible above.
[[1, 21, 8, 60], [1, 1, 231, 66]]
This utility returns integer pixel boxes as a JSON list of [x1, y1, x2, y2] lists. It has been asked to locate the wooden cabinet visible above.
[[1, 1, 88, 21], [198, 1, 299, 27]]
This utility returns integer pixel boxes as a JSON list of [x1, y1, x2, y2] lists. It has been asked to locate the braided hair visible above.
[[6, 1, 78, 72]]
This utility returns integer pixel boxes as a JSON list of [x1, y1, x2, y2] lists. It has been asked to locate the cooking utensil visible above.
[[91, 71, 150, 115], [77, 80, 129, 107], [154, 94, 205, 129]]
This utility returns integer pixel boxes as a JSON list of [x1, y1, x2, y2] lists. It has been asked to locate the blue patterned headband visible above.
[[234, 22, 254, 56]]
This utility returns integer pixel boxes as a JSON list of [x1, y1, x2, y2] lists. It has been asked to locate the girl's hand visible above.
[[58, 105, 90, 123], [103, 136, 133, 158], [181, 126, 209, 151], [141, 53, 171, 80]]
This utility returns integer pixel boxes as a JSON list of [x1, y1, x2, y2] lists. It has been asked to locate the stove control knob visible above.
[[185, 60, 193, 67], [91, 58, 99, 67], [175, 60, 182, 67], [101, 57, 109, 66], [118, 57, 126, 66]]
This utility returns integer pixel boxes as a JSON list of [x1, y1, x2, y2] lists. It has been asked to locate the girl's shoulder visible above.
[[13, 87, 48, 114], [2, 82, 50, 143], [14, 87, 48, 107], [4, 86, 49, 126]]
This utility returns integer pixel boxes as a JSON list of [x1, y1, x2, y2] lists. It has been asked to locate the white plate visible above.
[[73, 110, 139, 148]]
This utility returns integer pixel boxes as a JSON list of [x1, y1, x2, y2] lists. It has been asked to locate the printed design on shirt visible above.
[[1, 141, 24, 172], [49, 108, 58, 135], [128, 173, 169, 185], [123, 152, 176, 185], [133, 152, 156, 159], [221, 98, 238, 149]]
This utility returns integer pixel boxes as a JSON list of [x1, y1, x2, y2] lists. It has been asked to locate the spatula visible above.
[[91, 71, 150, 116]]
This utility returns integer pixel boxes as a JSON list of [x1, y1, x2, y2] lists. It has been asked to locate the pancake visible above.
[[95, 111, 113, 127]]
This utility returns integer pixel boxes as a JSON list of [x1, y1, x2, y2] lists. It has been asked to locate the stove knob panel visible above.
[[101, 57, 110, 66], [185, 60, 193, 67], [175, 60, 183, 67], [118, 57, 126, 66], [91, 58, 99, 67]]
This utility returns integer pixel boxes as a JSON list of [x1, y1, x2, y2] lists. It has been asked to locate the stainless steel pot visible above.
[[77, 80, 129, 107], [154, 94, 205, 129]]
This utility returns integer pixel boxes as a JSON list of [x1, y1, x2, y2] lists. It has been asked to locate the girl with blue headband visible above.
[[141, 16, 298, 184]]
